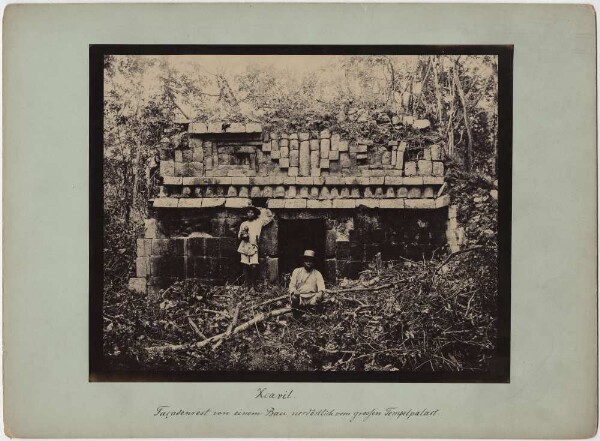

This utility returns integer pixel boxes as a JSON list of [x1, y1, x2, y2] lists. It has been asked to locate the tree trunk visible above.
[[453, 62, 474, 172]]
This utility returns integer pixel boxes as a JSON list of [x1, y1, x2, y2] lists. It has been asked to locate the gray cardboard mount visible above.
[[3, 3, 597, 438]]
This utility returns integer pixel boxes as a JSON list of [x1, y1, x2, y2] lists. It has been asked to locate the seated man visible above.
[[288, 250, 326, 309]]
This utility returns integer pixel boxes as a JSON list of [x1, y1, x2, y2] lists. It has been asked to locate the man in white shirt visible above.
[[237, 206, 274, 290], [289, 250, 326, 312]]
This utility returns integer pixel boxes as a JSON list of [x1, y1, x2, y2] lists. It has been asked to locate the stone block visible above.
[[189, 122, 208, 134], [307, 199, 333, 209], [160, 160, 175, 177], [182, 149, 193, 162], [271, 150, 281, 159], [175, 150, 184, 162], [356, 153, 368, 160], [320, 129, 331, 139], [338, 139, 349, 152], [267, 199, 286, 209], [262, 186, 274, 198], [152, 238, 185, 257], [396, 187, 409, 198], [289, 133, 299, 140], [405, 199, 435, 209], [310, 150, 320, 170], [225, 123, 245, 133], [262, 142, 271, 152], [436, 195, 451, 208], [309, 187, 320, 199], [250, 186, 261, 198], [357, 143, 368, 153], [325, 259, 337, 283], [403, 176, 424, 186], [423, 176, 444, 185], [325, 176, 344, 185], [313, 177, 325, 186], [423, 186, 435, 198], [296, 177, 313, 186], [422, 148, 432, 161], [187, 256, 209, 278], [320, 139, 331, 158], [225, 198, 251, 208], [285, 199, 307, 209], [238, 187, 249, 198], [329, 150, 340, 161], [266, 258, 279, 282], [328, 161, 341, 174], [404, 162, 417, 176], [339, 187, 350, 198], [144, 219, 158, 239], [369, 177, 385, 186], [320, 159, 330, 169], [136, 257, 149, 278], [279, 158, 290, 168], [231, 177, 250, 186], [189, 162, 204, 176], [178, 198, 203, 208], [258, 223, 278, 257], [395, 149, 405, 170], [153, 198, 179, 208], [356, 199, 380, 208], [299, 186, 310, 199], [333, 200, 356, 209], [137, 238, 153, 257], [245, 123, 262, 133], [128, 278, 146, 294], [310, 139, 320, 151], [350, 187, 361, 198], [174, 162, 189, 177], [339, 153, 351, 169], [202, 198, 226, 208], [382, 151, 392, 165], [380, 199, 405, 209], [192, 148, 204, 162], [432, 161, 444, 176], [289, 149, 300, 167], [298, 132, 310, 141], [319, 187, 331, 200], [150, 255, 185, 277], [274, 186, 286, 198], [280, 146, 289, 158], [384, 176, 404, 185], [418, 160, 433, 176], [163, 176, 183, 186], [407, 187, 422, 199], [329, 188, 340, 199], [385, 187, 396, 198], [288, 167, 299, 177], [430, 144, 442, 161], [299, 141, 311, 176]]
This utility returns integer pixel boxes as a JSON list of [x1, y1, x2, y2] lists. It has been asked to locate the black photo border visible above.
[[90, 45, 512, 383]]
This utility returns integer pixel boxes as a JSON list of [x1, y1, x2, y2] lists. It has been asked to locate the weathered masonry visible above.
[[129, 122, 459, 295]]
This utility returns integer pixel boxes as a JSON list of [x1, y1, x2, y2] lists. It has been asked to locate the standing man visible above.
[[237, 206, 274, 290], [288, 250, 326, 310]]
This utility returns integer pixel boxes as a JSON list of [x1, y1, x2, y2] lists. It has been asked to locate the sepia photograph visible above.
[[90, 46, 512, 382]]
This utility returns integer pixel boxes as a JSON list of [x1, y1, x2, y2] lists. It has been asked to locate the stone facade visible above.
[[129, 122, 454, 295]]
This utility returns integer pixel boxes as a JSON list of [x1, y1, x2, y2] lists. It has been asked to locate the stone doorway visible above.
[[278, 218, 326, 279]]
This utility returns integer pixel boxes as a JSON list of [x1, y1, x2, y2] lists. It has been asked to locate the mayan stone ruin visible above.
[[129, 122, 461, 296]]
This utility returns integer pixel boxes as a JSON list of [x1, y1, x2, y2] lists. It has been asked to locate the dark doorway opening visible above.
[[278, 218, 326, 279]]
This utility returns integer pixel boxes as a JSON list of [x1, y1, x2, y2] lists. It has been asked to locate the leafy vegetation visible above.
[[102, 54, 501, 372]]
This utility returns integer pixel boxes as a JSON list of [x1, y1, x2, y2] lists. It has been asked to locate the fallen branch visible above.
[[187, 317, 207, 339], [244, 294, 288, 312], [146, 307, 292, 353], [213, 302, 241, 350], [432, 246, 488, 280], [327, 283, 393, 295]]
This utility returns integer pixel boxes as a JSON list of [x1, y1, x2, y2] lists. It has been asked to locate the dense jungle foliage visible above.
[[102, 55, 501, 372]]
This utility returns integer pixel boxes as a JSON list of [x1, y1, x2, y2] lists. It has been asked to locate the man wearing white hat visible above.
[[289, 249, 326, 309]]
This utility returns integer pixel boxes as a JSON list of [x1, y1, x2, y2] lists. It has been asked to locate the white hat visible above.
[[303, 250, 316, 258]]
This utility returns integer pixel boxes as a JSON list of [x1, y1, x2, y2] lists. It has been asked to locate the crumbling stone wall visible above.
[[128, 122, 454, 295]]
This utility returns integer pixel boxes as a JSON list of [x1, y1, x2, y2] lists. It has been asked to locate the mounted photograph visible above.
[[91, 47, 511, 382]]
